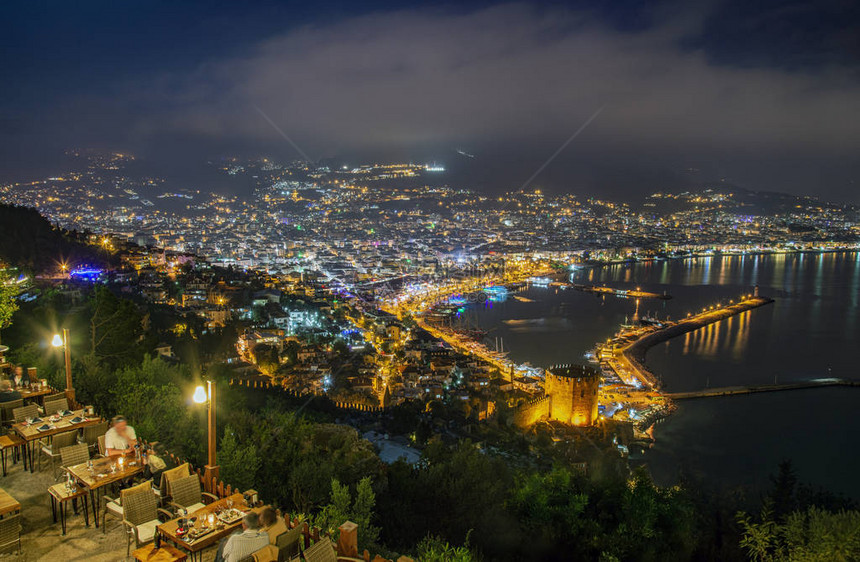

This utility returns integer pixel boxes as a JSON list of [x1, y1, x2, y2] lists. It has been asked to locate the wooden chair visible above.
[[0, 434, 26, 475], [276, 525, 304, 560], [121, 488, 172, 555], [59, 443, 90, 471], [43, 398, 69, 415], [154, 462, 190, 504], [0, 399, 23, 430], [78, 420, 109, 453], [39, 429, 78, 477], [167, 474, 217, 515], [301, 538, 366, 562], [102, 480, 153, 534], [44, 392, 66, 402], [0, 513, 21, 554], [245, 544, 279, 562], [96, 434, 106, 457], [12, 404, 39, 423], [303, 539, 339, 562]]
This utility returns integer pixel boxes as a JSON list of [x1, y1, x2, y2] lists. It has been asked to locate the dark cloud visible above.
[[3, 2, 860, 201]]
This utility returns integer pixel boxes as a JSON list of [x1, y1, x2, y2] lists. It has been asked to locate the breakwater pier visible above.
[[666, 378, 860, 399], [607, 296, 774, 389]]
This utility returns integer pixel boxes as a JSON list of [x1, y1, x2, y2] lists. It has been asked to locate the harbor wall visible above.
[[623, 297, 774, 389]]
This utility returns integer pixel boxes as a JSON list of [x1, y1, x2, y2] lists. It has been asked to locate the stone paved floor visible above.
[[0, 451, 216, 561]]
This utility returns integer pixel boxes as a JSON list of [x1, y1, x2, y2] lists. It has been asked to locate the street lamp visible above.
[[51, 329, 74, 401], [192, 380, 219, 491]]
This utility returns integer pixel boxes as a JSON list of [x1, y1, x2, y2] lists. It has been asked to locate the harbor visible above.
[[612, 294, 775, 389]]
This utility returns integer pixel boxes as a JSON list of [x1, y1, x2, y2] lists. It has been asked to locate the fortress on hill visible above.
[[514, 364, 600, 427]]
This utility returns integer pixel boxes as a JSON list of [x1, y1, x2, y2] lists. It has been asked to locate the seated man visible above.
[[258, 506, 288, 544], [0, 380, 21, 403], [104, 415, 138, 456], [220, 513, 270, 562]]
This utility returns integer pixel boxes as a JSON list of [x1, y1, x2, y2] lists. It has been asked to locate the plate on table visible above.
[[36, 424, 53, 432], [69, 417, 84, 424], [61, 410, 74, 416], [31, 417, 43, 424], [216, 508, 246, 525]]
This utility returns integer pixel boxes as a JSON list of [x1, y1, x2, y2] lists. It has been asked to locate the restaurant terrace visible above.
[[0, 365, 407, 562]]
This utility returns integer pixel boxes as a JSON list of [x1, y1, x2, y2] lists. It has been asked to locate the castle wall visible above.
[[512, 395, 550, 427]]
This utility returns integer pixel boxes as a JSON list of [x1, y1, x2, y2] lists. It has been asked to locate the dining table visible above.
[[17, 385, 52, 404], [11, 409, 103, 473], [65, 451, 144, 527], [157, 492, 262, 562], [0, 487, 20, 519]]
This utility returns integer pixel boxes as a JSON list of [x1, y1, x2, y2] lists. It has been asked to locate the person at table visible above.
[[258, 506, 288, 544], [0, 380, 21, 403], [218, 513, 270, 562], [10, 366, 29, 389], [105, 415, 138, 456]]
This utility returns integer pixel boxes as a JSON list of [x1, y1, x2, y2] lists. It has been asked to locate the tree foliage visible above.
[[0, 272, 19, 341], [314, 477, 380, 549], [738, 505, 860, 561], [88, 286, 146, 365]]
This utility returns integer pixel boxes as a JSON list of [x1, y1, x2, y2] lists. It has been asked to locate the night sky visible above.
[[2, 0, 859, 201]]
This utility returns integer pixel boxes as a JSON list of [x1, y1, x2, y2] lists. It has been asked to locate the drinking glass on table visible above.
[[226, 498, 234, 510]]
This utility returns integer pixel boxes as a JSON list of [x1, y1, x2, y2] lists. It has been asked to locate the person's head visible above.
[[0, 380, 11, 392], [13, 366, 22, 377], [242, 513, 260, 531], [258, 507, 278, 528], [111, 415, 128, 432]]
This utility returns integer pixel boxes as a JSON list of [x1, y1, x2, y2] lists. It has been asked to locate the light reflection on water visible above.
[[471, 251, 860, 498]]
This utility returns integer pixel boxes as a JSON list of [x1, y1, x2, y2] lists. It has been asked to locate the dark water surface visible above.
[[471, 252, 860, 498]]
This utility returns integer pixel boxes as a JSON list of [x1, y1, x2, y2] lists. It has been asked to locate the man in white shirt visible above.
[[104, 415, 137, 456], [220, 513, 269, 562]]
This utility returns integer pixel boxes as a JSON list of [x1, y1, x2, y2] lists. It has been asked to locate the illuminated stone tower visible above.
[[545, 364, 600, 426]]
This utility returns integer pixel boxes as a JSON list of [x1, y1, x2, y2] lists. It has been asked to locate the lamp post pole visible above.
[[62, 328, 74, 401], [204, 380, 219, 490]]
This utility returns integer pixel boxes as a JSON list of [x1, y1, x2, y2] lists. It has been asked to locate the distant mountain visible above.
[[639, 185, 858, 217], [0, 204, 110, 274]]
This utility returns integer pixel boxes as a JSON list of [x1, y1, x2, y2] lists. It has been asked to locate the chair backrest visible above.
[[250, 544, 279, 562], [159, 462, 190, 497], [81, 421, 109, 444], [0, 399, 23, 422], [59, 443, 90, 468], [44, 398, 69, 415], [276, 525, 303, 560], [45, 392, 65, 402], [303, 539, 338, 562], [51, 430, 79, 451], [121, 480, 153, 501], [122, 489, 158, 526], [0, 513, 21, 549], [97, 434, 106, 456], [170, 474, 202, 508], [12, 404, 39, 423]]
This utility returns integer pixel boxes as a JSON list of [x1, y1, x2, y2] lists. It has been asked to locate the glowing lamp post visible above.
[[193, 380, 219, 490], [51, 329, 74, 401]]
